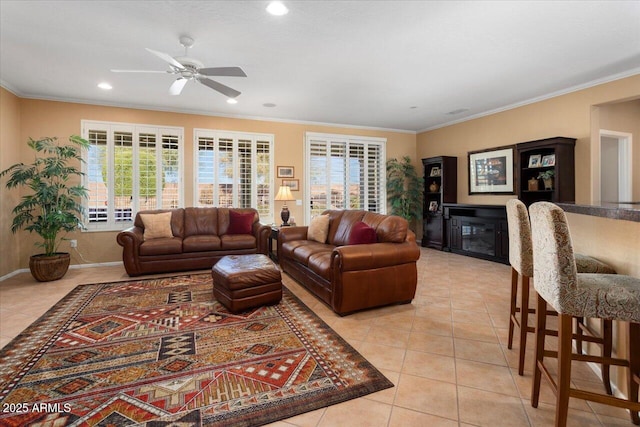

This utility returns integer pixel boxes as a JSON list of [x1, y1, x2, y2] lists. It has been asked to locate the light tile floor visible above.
[[0, 248, 635, 426]]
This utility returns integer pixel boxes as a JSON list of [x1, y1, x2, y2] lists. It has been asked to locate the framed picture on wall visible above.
[[277, 166, 294, 178], [282, 179, 299, 191], [468, 145, 515, 194]]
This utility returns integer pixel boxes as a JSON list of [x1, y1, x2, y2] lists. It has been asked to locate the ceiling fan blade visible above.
[[111, 69, 168, 73], [198, 67, 247, 77], [198, 77, 241, 98], [145, 48, 185, 70], [169, 78, 188, 95]]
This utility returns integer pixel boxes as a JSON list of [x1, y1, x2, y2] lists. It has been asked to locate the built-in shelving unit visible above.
[[516, 137, 576, 206], [422, 156, 457, 250]]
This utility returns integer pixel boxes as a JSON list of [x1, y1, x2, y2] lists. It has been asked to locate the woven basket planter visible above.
[[29, 253, 71, 282]]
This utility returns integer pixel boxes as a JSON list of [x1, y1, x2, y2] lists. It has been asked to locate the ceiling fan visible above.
[[111, 36, 246, 99]]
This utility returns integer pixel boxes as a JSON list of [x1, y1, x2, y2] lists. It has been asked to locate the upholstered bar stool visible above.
[[506, 199, 616, 382], [529, 201, 640, 427]]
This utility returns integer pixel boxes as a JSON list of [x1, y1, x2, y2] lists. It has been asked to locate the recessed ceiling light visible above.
[[263, 103, 276, 108], [266, 1, 288, 16], [227, 98, 238, 104], [97, 82, 112, 90]]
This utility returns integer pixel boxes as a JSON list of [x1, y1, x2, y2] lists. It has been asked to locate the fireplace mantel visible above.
[[443, 204, 509, 264]]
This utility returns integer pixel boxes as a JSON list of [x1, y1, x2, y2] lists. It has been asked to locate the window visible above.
[[195, 129, 274, 223], [82, 121, 184, 230], [305, 132, 385, 223]]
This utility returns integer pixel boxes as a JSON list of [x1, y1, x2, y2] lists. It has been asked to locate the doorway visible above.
[[599, 130, 632, 203]]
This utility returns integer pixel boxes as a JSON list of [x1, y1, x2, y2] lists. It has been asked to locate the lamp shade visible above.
[[275, 185, 294, 201]]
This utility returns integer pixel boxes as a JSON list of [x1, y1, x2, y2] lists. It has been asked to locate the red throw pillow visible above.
[[227, 211, 254, 235], [349, 221, 377, 245]]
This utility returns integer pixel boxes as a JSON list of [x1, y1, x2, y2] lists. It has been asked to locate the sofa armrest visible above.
[[278, 226, 308, 243], [277, 226, 308, 255], [253, 222, 271, 255], [331, 241, 420, 272], [117, 226, 144, 248], [116, 226, 145, 275]]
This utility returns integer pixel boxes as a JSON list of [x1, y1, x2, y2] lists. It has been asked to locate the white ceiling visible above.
[[1, 1, 639, 133]]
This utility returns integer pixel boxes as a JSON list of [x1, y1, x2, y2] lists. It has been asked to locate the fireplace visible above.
[[443, 204, 509, 264], [462, 220, 496, 257]]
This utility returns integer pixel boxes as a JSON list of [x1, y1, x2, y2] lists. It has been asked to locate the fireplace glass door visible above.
[[461, 221, 496, 257]]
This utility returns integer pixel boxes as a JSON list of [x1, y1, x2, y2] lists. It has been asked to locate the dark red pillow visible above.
[[227, 211, 254, 235], [349, 221, 377, 245]]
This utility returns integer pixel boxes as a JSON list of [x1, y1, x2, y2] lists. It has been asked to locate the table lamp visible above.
[[275, 185, 295, 226]]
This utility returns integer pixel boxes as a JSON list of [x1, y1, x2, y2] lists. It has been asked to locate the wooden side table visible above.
[[269, 226, 279, 262]]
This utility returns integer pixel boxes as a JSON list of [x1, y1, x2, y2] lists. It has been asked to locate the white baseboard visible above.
[[0, 261, 123, 283]]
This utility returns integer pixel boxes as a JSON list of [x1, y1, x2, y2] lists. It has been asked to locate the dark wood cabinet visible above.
[[516, 137, 576, 206], [422, 156, 457, 249]]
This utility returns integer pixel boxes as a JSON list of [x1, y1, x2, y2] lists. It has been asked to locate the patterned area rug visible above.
[[0, 274, 392, 426]]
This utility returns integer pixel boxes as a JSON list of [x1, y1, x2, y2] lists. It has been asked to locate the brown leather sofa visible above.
[[278, 210, 421, 315], [117, 207, 270, 276]]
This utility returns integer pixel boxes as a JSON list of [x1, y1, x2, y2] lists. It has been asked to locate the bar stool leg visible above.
[[508, 267, 518, 349], [575, 317, 585, 354], [556, 313, 573, 427], [630, 322, 640, 425], [532, 293, 546, 408], [518, 275, 530, 376], [602, 319, 613, 396]]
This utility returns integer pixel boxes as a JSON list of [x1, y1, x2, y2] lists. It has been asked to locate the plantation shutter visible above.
[[82, 120, 183, 230], [194, 129, 274, 223], [305, 133, 386, 224]]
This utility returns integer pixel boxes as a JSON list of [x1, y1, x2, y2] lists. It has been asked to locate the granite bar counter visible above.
[[557, 202, 640, 223]]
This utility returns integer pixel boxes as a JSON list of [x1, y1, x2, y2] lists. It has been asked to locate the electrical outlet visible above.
[[70, 240, 77, 248]]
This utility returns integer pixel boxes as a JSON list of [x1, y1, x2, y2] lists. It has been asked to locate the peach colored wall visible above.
[[1, 97, 416, 274], [0, 88, 22, 277], [417, 75, 640, 206]]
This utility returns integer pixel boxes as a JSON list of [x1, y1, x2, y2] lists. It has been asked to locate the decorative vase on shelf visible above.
[[528, 178, 539, 191], [543, 178, 553, 190], [429, 181, 440, 192]]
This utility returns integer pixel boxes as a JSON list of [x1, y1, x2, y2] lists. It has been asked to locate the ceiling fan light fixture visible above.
[[266, 1, 288, 16], [114, 38, 246, 99], [97, 82, 112, 90], [227, 98, 238, 104]]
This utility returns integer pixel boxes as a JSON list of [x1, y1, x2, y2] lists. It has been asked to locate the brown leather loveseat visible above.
[[117, 207, 269, 276], [278, 210, 421, 315]]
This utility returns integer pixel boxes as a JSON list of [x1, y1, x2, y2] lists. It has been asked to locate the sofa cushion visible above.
[[280, 239, 310, 259], [140, 212, 173, 240], [227, 210, 254, 235], [285, 240, 334, 280], [308, 215, 330, 243], [184, 207, 218, 236], [377, 215, 408, 243], [221, 234, 257, 250], [183, 235, 222, 252], [330, 210, 366, 245], [139, 237, 183, 256], [308, 251, 333, 280], [349, 221, 377, 245]]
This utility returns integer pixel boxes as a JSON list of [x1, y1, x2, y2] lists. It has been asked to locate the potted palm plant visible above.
[[1, 136, 89, 281], [386, 156, 423, 230]]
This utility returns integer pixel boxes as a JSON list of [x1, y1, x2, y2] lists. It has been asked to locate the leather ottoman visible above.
[[211, 254, 283, 313]]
